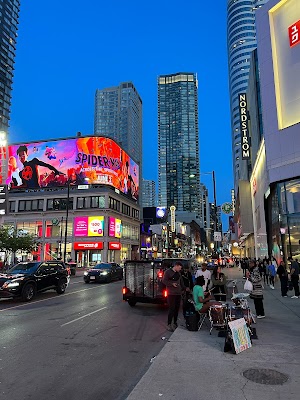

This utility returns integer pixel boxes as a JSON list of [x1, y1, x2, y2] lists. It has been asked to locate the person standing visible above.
[[162, 261, 185, 332], [277, 260, 289, 297], [211, 266, 227, 302], [262, 259, 269, 285], [195, 263, 211, 291], [247, 260, 265, 318], [268, 259, 276, 289], [289, 257, 300, 299]]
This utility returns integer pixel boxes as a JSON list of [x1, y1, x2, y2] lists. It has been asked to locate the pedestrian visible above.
[[181, 265, 194, 293], [277, 260, 289, 297], [241, 258, 247, 279], [195, 262, 211, 291], [211, 266, 227, 302], [246, 260, 265, 319], [162, 261, 185, 332], [262, 259, 269, 285], [288, 257, 300, 299], [267, 259, 276, 289]]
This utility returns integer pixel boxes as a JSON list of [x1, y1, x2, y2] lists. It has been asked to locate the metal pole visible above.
[[59, 216, 63, 258], [63, 181, 70, 263], [212, 170, 218, 252]]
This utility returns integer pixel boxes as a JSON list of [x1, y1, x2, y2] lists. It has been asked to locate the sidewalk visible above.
[[127, 268, 300, 400]]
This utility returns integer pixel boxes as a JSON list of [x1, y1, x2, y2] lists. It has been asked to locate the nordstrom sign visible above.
[[238, 93, 251, 160]]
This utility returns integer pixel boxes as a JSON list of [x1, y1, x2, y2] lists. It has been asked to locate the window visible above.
[[109, 197, 120, 212], [131, 208, 139, 219], [18, 199, 44, 212], [9, 201, 15, 212], [122, 203, 130, 216]]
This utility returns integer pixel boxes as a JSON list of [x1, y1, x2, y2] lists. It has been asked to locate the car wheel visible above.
[[56, 279, 67, 294], [21, 283, 36, 302], [106, 275, 112, 283], [128, 299, 136, 307], [84, 278, 90, 284]]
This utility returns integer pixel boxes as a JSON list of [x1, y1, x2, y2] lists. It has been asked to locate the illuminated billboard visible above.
[[6, 136, 139, 200], [109, 217, 122, 238], [269, 0, 300, 129], [74, 216, 104, 237]]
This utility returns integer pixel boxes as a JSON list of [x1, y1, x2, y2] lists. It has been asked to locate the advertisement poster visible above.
[[109, 217, 115, 237], [228, 318, 252, 354], [88, 216, 104, 237], [6, 137, 139, 200], [115, 219, 122, 238], [74, 216, 104, 237]]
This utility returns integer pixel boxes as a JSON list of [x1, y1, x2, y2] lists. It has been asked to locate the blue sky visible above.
[[10, 0, 233, 227]]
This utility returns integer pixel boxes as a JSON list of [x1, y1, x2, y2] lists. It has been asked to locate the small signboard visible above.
[[214, 232, 222, 242], [228, 318, 252, 354]]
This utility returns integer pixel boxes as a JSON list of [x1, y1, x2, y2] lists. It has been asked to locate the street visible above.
[[0, 274, 169, 400]]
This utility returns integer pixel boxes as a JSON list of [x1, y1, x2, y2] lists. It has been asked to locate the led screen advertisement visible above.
[[109, 217, 122, 238], [6, 137, 139, 200], [74, 216, 104, 237]]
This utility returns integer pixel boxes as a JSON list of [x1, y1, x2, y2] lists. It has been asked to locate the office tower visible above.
[[0, 0, 20, 131], [94, 82, 142, 169], [141, 179, 156, 208], [227, 0, 269, 186], [158, 72, 201, 213]]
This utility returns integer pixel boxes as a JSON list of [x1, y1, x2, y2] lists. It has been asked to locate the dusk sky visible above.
[[9, 0, 233, 227]]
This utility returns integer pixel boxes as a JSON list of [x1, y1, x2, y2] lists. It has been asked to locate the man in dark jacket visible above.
[[289, 257, 300, 298], [162, 261, 185, 332]]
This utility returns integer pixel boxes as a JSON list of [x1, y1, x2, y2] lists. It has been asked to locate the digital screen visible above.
[[74, 216, 104, 237], [6, 137, 139, 200], [109, 217, 122, 238]]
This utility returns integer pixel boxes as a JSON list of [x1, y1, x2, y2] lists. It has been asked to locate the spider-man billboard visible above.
[[6, 136, 139, 200]]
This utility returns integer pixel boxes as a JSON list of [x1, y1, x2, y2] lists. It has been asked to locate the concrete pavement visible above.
[[127, 268, 300, 400]]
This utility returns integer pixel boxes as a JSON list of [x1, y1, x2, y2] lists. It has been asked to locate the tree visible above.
[[0, 225, 39, 264]]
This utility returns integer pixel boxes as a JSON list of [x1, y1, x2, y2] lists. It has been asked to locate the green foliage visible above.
[[0, 225, 38, 255]]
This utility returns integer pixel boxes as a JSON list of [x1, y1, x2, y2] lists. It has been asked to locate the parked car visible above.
[[65, 262, 77, 276], [84, 262, 123, 283], [0, 261, 70, 301]]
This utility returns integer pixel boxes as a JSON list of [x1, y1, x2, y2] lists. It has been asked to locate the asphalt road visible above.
[[0, 275, 170, 400]]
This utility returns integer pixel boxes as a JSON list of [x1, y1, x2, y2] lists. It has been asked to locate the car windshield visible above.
[[93, 264, 111, 270], [7, 262, 39, 274]]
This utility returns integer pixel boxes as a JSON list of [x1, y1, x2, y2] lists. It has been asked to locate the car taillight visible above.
[[163, 289, 168, 298], [157, 270, 163, 278], [122, 287, 127, 295]]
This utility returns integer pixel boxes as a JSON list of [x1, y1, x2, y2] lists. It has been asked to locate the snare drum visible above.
[[229, 305, 251, 326], [209, 304, 228, 327]]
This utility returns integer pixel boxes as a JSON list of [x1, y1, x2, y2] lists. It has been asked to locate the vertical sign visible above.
[[109, 217, 115, 237], [238, 94, 251, 159], [289, 20, 300, 47], [231, 189, 235, 216], [170, 205, 176, 233]]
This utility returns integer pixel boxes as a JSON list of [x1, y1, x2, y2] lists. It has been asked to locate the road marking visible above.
[[61, 306, 107, 327], [0, 286, 104, 312]]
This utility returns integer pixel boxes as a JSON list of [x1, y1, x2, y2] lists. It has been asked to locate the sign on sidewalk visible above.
[[228, 318, 252, 354]]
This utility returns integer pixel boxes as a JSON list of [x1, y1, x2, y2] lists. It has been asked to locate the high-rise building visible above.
[[158, 72, 201, 214], [141, 179, 156, 207], [0, 0, 20, 131], [227, 0, 269, 186], [94, 82, 142, 169]]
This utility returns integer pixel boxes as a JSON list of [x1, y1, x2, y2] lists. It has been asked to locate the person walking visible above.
[[289, 257, 300, 299], [241, 258, 247, 279], [162, 261, 185, 332], [268, 259, 276, 289], [262, 259, 269, 285], [247, 260, 265, 319], [277, 260, 289, 297]]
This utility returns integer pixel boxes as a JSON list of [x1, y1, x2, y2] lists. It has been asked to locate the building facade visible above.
[[94, 81, 142, 174], [227, 0, 269, 187], [141, 179, 156, 207], [0, 0, 20, 132], [3, 136, 141, 265], [158, 72, 201, 215]]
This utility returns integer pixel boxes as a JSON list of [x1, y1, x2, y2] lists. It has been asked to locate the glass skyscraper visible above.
[[227, 0, 268, 185], [158, 73, 201, 213], [0, 0, 20, 131], [94, 82, 142, 169]]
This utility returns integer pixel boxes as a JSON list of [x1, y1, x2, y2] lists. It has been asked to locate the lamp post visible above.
[[63, 180, 70, 263]]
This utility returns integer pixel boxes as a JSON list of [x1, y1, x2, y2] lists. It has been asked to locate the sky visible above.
[[9, 0, 233, 227]]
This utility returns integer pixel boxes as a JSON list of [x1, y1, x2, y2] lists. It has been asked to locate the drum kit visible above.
[[208, 292, 256, 340]]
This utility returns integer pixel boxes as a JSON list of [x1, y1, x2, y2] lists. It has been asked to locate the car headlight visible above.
[[3, 281, 20, 288], [84, 271, 89, 276], [100, 271, 108, 275]]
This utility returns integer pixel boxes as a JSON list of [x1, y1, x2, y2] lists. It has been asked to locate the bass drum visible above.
[[229, 306, 251, 326]]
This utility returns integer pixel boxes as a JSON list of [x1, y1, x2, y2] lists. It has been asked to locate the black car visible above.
[[0, 261, 70, 301], [84, 262, 123, 283]]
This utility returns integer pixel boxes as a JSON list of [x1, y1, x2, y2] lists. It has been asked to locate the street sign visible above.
[[221, 202, 233, 214], [78, 184, 89, 190], [214, 232, 222, 242]]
